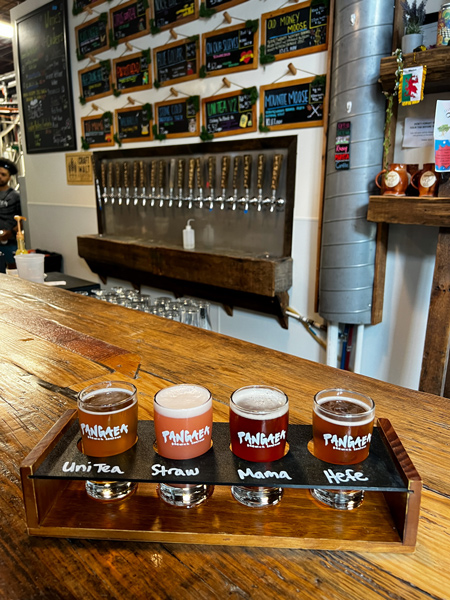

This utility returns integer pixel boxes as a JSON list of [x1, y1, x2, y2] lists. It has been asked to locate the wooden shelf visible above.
[[77, 235, 293, 327], [368, 196, 450, 227], [379, 47, 450, 94]]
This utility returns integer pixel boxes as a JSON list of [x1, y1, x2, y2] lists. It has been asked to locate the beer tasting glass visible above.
[[229, 385, 289, 507], [153, 384, 214, 507], [77, 381, 139, 501], [311, 388, 375, 510]]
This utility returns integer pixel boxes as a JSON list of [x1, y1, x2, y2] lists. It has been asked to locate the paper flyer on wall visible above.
[[434, 100, 450, 172]]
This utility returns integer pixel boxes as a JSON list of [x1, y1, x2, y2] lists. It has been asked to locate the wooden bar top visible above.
[[0, 275, 449, 599]]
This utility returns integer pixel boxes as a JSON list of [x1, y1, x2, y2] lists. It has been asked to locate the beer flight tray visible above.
[[20, 410, 422, 552]]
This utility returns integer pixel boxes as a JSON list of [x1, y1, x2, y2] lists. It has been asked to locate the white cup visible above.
[[15, 254, 45, 283]]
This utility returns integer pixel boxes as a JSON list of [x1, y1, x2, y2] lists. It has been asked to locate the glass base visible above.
[[157, 483, 214, 508], [310, 488, 364, 510], [231, 486, 283, 507], [85, 480, 138, 502]]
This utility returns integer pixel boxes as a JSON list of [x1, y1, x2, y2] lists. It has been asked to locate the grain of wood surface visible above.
[[0, 276, 449, 599]]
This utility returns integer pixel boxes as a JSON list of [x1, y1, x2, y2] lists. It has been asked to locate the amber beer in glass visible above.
[[153, 384, 214, 507], [77, 381, 138, 501], [311, 388, 375, 510], [229, 385, 289, 507]]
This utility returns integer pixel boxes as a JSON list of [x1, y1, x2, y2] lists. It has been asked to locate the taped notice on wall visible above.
[[434, 100, 450, 172]]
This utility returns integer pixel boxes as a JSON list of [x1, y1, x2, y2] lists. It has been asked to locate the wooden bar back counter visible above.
[[0, 275, 449, 599]]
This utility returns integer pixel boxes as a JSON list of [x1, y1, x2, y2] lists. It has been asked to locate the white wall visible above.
[[11, 0, 442, 390]]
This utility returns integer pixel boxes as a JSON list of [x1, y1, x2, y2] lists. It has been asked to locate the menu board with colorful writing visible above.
[[154, 39, 199, 86], [81, 113, 114, 148], [79, 62, 112, 102], [202, 90, 256, 138], [115, 106, 152, 143], [155, 97, 200, 138], [152, 0, 198, 30], [16, 0, 76, 153], [113, 52, 151, 93], [110, 0, 150, 46], [73, 0, 107, 14], [204, 0, 248, 12], [202, 23, 258, 76], [260, 77, 325, 131], [261, 1, 328, 61], [75, 13, 109, 59]]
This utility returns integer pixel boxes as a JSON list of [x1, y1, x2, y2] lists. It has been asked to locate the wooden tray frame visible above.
[[20, 412, 421, 552]]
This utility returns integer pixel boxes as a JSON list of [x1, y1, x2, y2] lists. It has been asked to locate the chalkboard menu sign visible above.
[[115, 106, 153, 143], [16, 0, 76, 154], [110, 0, 150, 46], [73, 0, 107, 13], [261, 1, 328, 62], [204, 0, 248, 12], [154, 39, 199, 86], [81, 113, 114, 148], [113, 52, 151, 93], [75, 13, 109, 59], [202, 90, 256, 138], [152, 0, 198, 30], [155, 97, 200, 138], [260, 77, 325, 131], [79, 61, 112, 102], [202, 23, 258, 77]]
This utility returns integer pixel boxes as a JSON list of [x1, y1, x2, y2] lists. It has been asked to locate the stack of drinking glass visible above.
[[90, 287, 212, 330]]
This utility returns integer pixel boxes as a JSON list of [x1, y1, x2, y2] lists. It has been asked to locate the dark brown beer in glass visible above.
[[230, 386, 289, 462], [313, 389, 375, 465]]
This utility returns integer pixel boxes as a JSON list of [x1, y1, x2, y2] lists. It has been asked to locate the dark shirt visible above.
[[0, 187, 21, 232]]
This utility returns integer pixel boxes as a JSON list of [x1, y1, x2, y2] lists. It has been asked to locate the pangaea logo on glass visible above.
[[162, 426, 210, 446], [322, 432, 372, 452], [80, 422, 129, 441], [237, 430, 286, 448]]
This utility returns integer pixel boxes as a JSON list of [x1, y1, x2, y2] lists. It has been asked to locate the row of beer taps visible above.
[[98, 153, 285, 213]]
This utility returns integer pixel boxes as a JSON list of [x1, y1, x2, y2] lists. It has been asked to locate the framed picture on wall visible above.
[[75, 13, 109, 59], [79, 61, 112, 103], [202, 22, 258, 77], [110, 0, 151, 46], [81, 113, 114, 148], [155, 96, 200, 138], [202, 89, 257, 138], [115, 105, 153, 143], [153, 38, 200, 87], [113, 51, 152, 94], [152, 0, 198, 31]]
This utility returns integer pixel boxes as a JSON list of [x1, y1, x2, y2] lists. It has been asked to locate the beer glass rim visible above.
[[154, 383, 212, 412], [314, 388, 374, 419], [78, 380, 137, 414], [230, 385, 288, 416]]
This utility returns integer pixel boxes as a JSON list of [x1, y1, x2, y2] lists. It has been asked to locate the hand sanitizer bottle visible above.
[[183, 219, 195, 250]]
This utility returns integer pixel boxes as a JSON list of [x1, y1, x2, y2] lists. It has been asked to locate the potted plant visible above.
[[401, 0, 428, 54]]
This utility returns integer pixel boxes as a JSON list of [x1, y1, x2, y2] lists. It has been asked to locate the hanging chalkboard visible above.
[[110, 0, 150, 46], [204, 0, 248, 12], [81, 113, 114, 148], [152, 0, 198, 30], [260, 77, 325, 131], [202, 23, 258, 77], [154, 39, 199, 86], [79, 61, 112, 102], [261, 1, 328, 62], [115, 106, 153, 143], [73, 0, 107, 14], [155, 97, 200, 138], [113, 52, 151, 93], [202, 90, 256, 138], [75, 13, 109, 59], [16, 0, 76, 154]]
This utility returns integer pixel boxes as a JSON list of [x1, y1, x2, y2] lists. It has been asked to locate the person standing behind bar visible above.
[[0, 158, 21, 266]]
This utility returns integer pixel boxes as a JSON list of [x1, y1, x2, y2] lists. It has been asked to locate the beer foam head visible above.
[[314, 390, 374, 426], [154, 384, 212, 418], [78, 381, 137, 414], [230, 385, 288, 421]]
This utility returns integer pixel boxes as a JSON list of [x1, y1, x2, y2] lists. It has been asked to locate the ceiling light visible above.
[[0, 22, 13, 39]]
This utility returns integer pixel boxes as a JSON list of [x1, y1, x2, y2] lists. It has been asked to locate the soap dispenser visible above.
[[183, 218, 195, 250]]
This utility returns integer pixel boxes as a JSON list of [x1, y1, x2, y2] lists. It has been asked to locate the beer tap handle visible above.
[[169, 158, 176, 207], [139, 161, 145, 189], [132, 161, 139, 189], [107, 162, 113, 189], [188, 157, 195, 190], [220, 155, 230, 190], [207, 156, 216, 190], [257, 154, 265, 190], [232, 155, 241, 190], [101, 162, 107, 189], [150, 161, 157, 189], [196, 157, 204, 207], [243, 155, 252, 190], [115, 163, 121, 188], [123, 162, 129, 188], [271, 154, 283, 191], [159, 160, 166, 206], [177, 158, 185, 206]]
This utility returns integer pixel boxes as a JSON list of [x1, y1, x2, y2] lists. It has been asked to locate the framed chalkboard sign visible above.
[[204, 0, 248, 12], [73, 0, 107, 14], [261, 1, 328, 62], [16, 0, 76, 154], [202, 23, 258, 77], [113, 52, 152, 93], [260, 77, 325, 131], [155, 97, 200, 138], [75, 13, 109, 59], [152, 0, 198, 30], [202, 89, 256, 138], [79, 61, 112, 102], [81, 113, 114, 148], [110, 0, 150, 46], [153, 39, 199, 87], [115, 106, 153, 143]]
